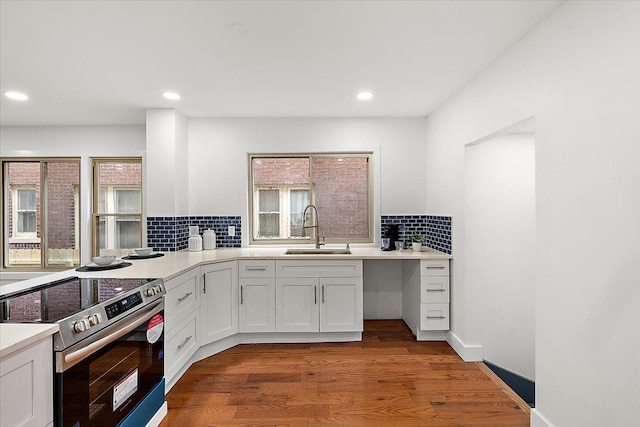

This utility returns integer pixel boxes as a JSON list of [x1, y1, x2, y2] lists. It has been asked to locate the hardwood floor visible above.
[[160, 320, 529, 426]]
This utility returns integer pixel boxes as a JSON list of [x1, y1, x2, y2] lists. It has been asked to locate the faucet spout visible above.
[[302, 204, 324, 248]]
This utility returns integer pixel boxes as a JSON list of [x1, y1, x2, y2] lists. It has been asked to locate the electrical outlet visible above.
[[228, 225, 235, 236]]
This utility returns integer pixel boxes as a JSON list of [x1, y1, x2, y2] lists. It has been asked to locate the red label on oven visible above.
[[146, 314, 164, 344]]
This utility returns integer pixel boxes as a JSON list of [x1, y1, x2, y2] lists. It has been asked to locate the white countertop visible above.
[[0, 246, 451, 356], [0, 323, 59, 358]]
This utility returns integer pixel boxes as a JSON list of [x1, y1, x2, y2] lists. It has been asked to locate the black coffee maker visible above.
[[381, 224, 399, 251]]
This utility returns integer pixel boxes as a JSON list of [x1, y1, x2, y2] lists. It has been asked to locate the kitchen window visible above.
[[1, 159, 81, 268], [249, 153, 373, 244], [92, 158, 142, 257]]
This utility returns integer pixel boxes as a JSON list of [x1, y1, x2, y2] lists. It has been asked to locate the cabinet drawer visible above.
[[420, 303, 450, 331], [276, 260, 362, 278], [239, 260, 275, 278], [165, 272, 199, 332], [165, 314, 198, 381], [421, 276, 450, 304], [420, 259, 449, 276]]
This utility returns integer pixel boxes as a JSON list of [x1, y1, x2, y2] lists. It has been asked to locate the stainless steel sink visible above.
[[284, 248, 352, 255]]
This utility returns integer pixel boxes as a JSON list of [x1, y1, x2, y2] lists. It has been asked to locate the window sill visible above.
[[8, 237, 41, 244]]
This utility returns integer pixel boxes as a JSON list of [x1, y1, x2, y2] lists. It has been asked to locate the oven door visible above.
[[55, 300, 164, 427]]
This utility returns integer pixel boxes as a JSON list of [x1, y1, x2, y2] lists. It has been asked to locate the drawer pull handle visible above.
[[426, 265, 446, 270], [246, 267, 267, 271], [426, 289, 445, 292], [178, 335, 193, 350], [426, 316, 446, 319], [177, 292, 193, 302]]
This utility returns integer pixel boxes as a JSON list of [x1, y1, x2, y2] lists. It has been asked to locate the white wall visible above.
[[425, 2, 640, 426], [0, 125, 145, 267], [465, 133, 535, 380], [146, 109, 190, 217], [188, 118, 429, 245]]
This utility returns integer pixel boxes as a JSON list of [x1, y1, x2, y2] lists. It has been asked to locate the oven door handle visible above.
[[59, 299, 164, 372]]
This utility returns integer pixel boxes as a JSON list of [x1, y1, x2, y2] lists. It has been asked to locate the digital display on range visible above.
[[105, 292, 143, 320]]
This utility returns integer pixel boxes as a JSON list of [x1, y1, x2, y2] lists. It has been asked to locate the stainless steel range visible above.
[[0, 276, 166, 427]]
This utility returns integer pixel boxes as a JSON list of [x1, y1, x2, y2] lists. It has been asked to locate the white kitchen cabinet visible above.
[[402, 259, 450, 339], [276, 277, 320, 332], [200, 261, 238, 345], [239, 260, 275, 333], [275, 260, 363, 333], [163, 267, 201, 386], [0, 337, 53, 427]]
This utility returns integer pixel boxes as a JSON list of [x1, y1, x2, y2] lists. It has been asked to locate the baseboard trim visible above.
[[446, 331, 483, 361], [484, 360, 534, 407], [530, 408, 554, 427]]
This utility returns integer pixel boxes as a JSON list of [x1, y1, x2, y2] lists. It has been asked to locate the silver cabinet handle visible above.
[[426, 316, 446, 319], [245, 266, 267, 271], [202, 274, 206, 293], [314, 285, 317, 304], [240, 286, 244, 304], [178, 335, 193, 350], [426, 265, 446, 270], [426, 289, 445, 293], [321, 285, 325, 304], [177, 292, 193, 302]]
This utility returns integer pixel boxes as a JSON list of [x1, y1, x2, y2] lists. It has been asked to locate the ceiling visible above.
[[0, 0, 562, 126]]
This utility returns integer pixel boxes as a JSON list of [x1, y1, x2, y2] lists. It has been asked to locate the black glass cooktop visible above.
[[0, 276, 156, 323]]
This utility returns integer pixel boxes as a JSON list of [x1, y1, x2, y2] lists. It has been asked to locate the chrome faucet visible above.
[[302, 204, 324, 248]]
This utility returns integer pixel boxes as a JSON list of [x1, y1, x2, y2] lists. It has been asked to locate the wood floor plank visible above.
[[160, 320, 528, 427]]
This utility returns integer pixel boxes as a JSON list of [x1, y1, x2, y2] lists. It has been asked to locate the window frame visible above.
[[91, 158, 143, 257], [1, 157, 81, 270], [248, 152, 373, 245]]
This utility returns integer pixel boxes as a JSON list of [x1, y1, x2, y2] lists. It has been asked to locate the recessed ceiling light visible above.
[[357, 91, 374, 101], [4, 91, 29, 101], [162, 92, 181, 100]]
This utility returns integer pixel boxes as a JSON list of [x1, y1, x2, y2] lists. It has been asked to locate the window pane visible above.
[[5, 162, 40, 267], [46, 162, 80, 266], [115, 189, 141, 213], [289, 190, 309, 237], [258, 213, 280, 237], [259, 189, 279, 212], [18, 211, 37, 233], [97, 162, 141, 214], [116, 218, 141, 249], [311, 157, 369, 239], [17, 189, 36, 210]]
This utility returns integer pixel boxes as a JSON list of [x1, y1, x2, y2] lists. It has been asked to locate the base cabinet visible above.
[[275, 260, 363, 333], [163, 267, 201, 385], [0, 337, 53, 427], [239, 278, 276, 332], [200, 261, 239, 345]]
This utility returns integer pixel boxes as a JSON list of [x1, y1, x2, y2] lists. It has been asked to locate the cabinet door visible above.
[[320, 277, 363, 332], [276, 277, 319, 332], [200, 261, 238, 345], [239, 278, 276, 332], [0, 337, 53, 427]]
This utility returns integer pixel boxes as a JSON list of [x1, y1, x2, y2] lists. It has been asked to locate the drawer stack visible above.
[[164, 268, 200, 384], [419, 260, 450, 331]]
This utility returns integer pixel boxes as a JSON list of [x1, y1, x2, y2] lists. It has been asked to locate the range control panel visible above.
[[105, 292, 143, 320]]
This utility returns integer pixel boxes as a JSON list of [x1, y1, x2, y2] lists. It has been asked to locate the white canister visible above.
[[203, 229, 217, 250], [188, 234, 202, 252]]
